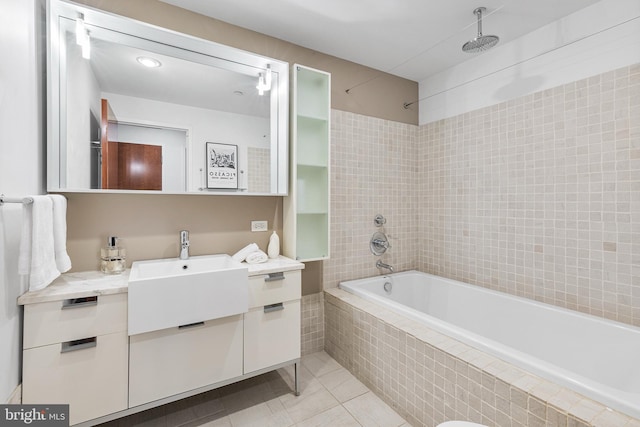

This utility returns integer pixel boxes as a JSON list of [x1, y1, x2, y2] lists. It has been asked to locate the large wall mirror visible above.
[[48, 0, 289, 195]]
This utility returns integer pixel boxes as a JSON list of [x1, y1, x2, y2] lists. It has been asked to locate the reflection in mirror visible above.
[[49, 0, 288, 195]]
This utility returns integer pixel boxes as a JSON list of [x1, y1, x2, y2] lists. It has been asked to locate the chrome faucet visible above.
[[376, 260, 394, 274], [179, 230, 190, 260]]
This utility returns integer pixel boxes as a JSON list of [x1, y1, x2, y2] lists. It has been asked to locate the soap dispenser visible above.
[[267, 231, 280, 259], [101, 236, 126, 274]]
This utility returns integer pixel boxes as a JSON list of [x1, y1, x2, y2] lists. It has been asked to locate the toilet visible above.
[[437, 422, 487, 427]]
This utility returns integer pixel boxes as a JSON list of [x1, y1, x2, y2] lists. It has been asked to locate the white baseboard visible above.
[[6, 384, 21, 404]]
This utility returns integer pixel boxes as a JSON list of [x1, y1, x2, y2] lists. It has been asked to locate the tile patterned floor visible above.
[[99, 351, 410, 427]]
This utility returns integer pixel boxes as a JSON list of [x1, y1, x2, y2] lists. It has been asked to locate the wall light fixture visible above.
[[256, 64, 272, 95], [76, 13, 90, 59]]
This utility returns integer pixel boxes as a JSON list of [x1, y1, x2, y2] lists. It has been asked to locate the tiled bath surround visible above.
[[324, 110, 420, 289], [325, 63, 640, 328], [301, 293, 324, 355], [320, 64, 639, 425], [419, 64, 640, 326], [324, 288, 640, 427]]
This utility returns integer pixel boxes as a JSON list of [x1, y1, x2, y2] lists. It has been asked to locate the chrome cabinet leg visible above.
[[294, 362, 300, 396]]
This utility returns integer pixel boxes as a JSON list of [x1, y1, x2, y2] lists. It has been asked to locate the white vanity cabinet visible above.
[[18, 258, 304, 426], [21, 293, 129, 426], [128, 315, 244, 407], [244, 270, 301, 373]]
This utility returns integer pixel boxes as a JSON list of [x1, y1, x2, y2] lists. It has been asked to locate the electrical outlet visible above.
[[251, 220, 268, 232]]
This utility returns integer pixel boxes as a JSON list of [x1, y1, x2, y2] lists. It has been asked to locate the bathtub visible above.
[[339, 270, 640, 419]]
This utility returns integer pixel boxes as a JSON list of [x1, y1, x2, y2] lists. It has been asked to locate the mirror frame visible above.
[[47, 0, 289, 195]]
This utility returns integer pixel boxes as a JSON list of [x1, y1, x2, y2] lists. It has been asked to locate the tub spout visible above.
[[376, 260, 394, 274]]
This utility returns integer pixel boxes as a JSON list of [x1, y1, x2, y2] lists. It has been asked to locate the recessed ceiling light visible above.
[[136, 56, 162, 68]]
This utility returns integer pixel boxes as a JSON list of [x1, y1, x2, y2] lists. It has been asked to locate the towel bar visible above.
[[0, 194, 34, 206]]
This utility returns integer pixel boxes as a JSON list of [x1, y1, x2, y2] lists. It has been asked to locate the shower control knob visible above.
[[370, 231, 391, 256]]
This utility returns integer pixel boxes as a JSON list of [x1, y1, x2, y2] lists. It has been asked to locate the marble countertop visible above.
[[17, 270, 131, 305], [18, 256, 304, 305], [245, 256, 305, 276]]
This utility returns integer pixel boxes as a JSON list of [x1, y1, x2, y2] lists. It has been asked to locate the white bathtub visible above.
[[339, 270, 640, 419]]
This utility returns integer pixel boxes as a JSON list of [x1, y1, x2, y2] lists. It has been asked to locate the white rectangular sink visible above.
[[128, 254, 248, 335]]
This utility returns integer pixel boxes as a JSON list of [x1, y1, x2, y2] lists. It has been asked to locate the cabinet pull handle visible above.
[[264, 302, 284, 313], [264, 272, 285, 282], [178, 321, 205, 330], [62, 296, 98, 310], [61, 337, 97, 353]]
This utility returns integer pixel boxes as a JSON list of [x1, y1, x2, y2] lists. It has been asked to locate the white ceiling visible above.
[[160, 0, 601, 82]]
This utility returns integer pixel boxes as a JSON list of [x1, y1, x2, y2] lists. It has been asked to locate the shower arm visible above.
[[475, 7, 485, 37]]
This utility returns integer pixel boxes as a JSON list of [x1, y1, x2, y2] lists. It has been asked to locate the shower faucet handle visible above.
[[370, 231, 391, 256], [372, 238, 390, 249]]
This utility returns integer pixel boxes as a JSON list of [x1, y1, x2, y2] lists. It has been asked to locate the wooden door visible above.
[[106, 141, 162, 190], [100, 98, 162, 190]]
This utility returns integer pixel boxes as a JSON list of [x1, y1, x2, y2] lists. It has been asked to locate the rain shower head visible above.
[[462, 7, 499, 53]]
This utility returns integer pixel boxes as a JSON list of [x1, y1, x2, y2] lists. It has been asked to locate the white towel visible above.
[[232, 243, 259, 262], [18, 196, 61, 291], [49, 194, 72, 273], [245, 250, 268, 264]]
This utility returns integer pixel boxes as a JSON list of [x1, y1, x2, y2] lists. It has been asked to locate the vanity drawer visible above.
[[244, 299, 301, 374], [22, 330, 128, 425], [23, 293, 127, 349], [129, 314, 243, 407], [248, 270, 301, 308]]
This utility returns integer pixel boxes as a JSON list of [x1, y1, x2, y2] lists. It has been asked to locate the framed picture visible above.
[[206, 142, 238, 189]]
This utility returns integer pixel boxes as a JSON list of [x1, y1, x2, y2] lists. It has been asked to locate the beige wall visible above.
[[66, 193, 280, 265], [66, 193, 329, 295], [77, 0, 418, 125]]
